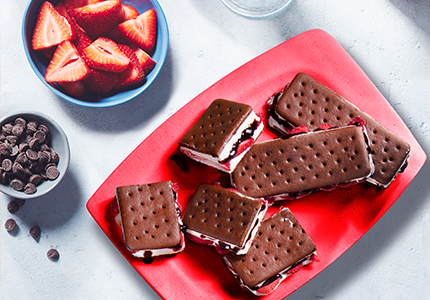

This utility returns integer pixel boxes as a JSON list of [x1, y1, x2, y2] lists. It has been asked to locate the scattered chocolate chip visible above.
[[45, 166, 59, 180], [47, 249, 59, 261], [7, 199, 20, 214], [30, 226, 41, 241], [5, 218, 16, 232]]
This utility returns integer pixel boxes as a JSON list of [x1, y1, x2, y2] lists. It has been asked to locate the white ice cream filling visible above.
[[179, 112, 264, 173]]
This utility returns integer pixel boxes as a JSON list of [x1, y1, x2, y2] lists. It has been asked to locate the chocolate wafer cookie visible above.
[[182, 183, 267, 255], [223, 208, 317, 296], [116, 181, 185, 262], [231, 124, 374, 201], [267, 72, 410, 188], [179, 99, 264, 173]]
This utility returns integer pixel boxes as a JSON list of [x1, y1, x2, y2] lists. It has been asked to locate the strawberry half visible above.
[[82, 37, 130, 73], [118, 8, 157, 54], [118, 4, 139, 22], [72, 0, 122, 38], [83, 69, 118, 94], [115, 44, 145, 89], [133, 46, 156, 75], [32, 1, 75, 51], [44, 40, 90, 83]]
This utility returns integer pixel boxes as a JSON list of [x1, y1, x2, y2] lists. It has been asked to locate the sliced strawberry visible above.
[[32, 1, 75, 51], [72, 0, 122, 38], [59, 81, 86, 97], [44, 40, 91, 83], [118, 4, 139, 22], [115, 44, 145, 89], [106, 26, 129, 44], [73, 24, 93, 55], [133, 46, 156, 75], [118, 8, 157, 53], [63, 0, 101, 11], [82, 37, 130, 73], [83, 69, 118, 94]]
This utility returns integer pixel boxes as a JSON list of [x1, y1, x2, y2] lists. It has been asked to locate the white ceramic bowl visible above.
[[21, 0, 169, 107], [1, 112, 70, 199]]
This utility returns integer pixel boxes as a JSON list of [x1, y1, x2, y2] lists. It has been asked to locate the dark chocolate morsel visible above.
[[7, 200, 20, 213], [5, 218, 17, 232], [47, 249, 59, 261], [2, 158, 13, 172], [24, 183, 37, 194], [30, 226, 41, 241], [10, 179, 24, 191], [45, 166, 59, 180]]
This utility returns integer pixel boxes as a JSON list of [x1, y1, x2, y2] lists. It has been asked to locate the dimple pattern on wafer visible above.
[[273, 73, 410, 187], [182, 183, 263, 246], [232, 126, 372, 198], [116, 182, 181, 251], [224, 208, 316, 288], [179, 99, 253, 156]]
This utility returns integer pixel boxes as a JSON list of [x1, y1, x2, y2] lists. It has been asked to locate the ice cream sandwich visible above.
[[223, 208, 318, 296], [179, 99, 264, 173], [182, 183, 268, 255], [267, 72, 410, 188], [116, 181, 185, 263], [231, 123, 374, 201]]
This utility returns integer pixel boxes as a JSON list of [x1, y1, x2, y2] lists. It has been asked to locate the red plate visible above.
[[87, 29, 426, 299]]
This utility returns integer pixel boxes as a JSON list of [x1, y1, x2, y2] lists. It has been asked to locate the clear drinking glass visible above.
[[221, 0, 292, 18]]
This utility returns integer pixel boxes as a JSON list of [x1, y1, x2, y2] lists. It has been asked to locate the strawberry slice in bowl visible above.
[[22, 0, 169, 107]]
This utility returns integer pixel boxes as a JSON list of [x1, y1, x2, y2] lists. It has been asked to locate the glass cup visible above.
[[221, 0, 292, 18]]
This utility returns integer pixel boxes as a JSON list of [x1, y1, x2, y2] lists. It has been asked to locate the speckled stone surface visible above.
[[1, 0, 429, 299]]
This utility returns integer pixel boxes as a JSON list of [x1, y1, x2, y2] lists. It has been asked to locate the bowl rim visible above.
[[1, 111, 70, 199], [21, 0, 170, 108]]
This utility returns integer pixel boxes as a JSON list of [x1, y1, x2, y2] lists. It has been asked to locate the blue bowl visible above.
[[22, 0, 169, 108]]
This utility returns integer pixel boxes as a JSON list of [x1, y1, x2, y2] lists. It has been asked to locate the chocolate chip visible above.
[[26, 149, 39, 160], [47, 249, 59, 261], [2, 123, 13, 135], [24, 183, 37, 194], [5, 218, 16, 232], [30, 226, 41, 241], [33, 130, 46, 144], [15, 117, 27, 127], [2, 158, 13, 172], [12, 162, 25, 178], [7, 200, 20, 214], [45, 166, 59, 180], [9, 178, 24, 191], [29, 174, 43, 186], [15, 152, 29, 166], [12, 124, 24, 137]]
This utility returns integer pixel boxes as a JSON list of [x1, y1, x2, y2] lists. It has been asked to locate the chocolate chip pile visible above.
[[1, 116, 60, 194]]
